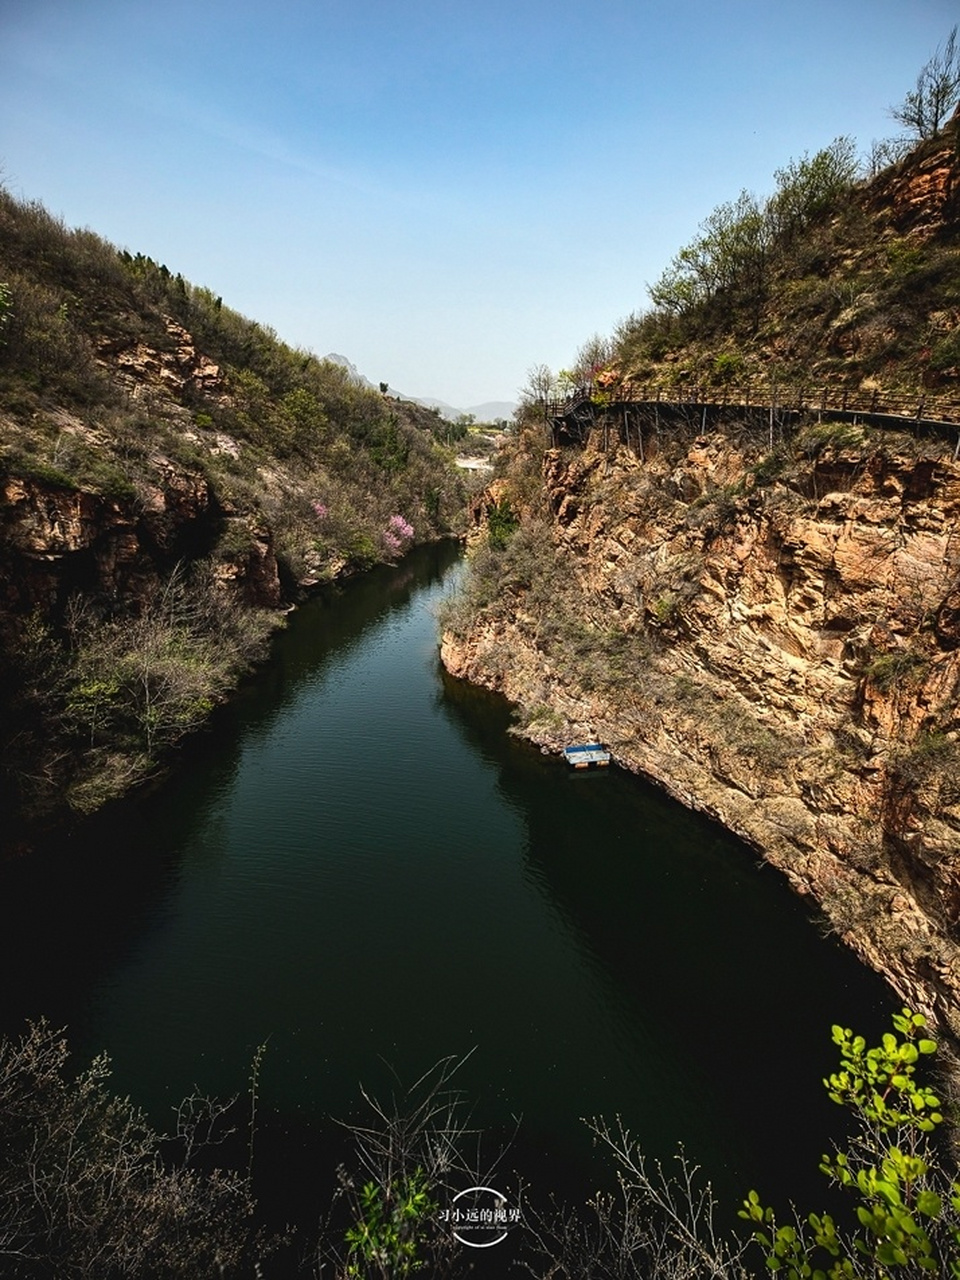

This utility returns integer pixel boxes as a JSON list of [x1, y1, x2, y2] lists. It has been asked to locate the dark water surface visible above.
[[1, 541, 893, 1232]]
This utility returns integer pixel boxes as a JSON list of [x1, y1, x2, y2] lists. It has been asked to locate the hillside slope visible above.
[[613, 121, 960, 396], [441, 130, 960, 1033], [0, 188, 466, 840]]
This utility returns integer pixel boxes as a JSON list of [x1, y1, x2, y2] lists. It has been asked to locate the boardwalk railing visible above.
[[543, 382, 960, 457], [544, 383, 960, 426]]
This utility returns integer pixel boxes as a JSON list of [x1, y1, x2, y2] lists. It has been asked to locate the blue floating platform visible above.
[[562, 743, 611, 769]]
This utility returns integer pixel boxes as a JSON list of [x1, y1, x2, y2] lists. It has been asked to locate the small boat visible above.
[[562, 743, 611, 769]]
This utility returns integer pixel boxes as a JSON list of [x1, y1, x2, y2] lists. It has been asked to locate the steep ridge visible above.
[[441, 128, 960, 1032], [0, 189, 466, 838], [614, 121, 960, 398]]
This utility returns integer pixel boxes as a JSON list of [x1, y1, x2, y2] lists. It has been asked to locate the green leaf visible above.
[[916, 1190, 942, 1218]]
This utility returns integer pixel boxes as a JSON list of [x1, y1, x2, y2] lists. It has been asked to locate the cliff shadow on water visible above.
[[437, 665, 896, 1211]]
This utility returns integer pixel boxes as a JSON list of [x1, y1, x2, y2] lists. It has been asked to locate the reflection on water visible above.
[[0, 540, 894, 1225]]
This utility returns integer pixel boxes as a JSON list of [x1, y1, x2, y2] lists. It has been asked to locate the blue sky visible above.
[[1, 0, 957, 408]]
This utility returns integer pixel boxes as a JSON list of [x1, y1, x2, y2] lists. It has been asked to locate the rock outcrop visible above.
[[0, 456, 282, 644], [98, 317, 223, 399], [870, 130, 960, 235]]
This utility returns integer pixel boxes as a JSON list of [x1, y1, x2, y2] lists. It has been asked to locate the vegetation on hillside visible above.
[[0, 186, 467, 830], [611, 113, 960, 394], [519, 36, 960, 404], [0, 184, 465, 564]]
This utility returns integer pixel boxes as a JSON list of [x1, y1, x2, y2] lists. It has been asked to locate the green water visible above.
[[0, 540, 893, 1227]]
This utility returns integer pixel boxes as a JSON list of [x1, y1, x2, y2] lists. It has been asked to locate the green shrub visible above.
[[487, 497, 518, 549], [796, 419, 867, 457], [713, 350, 745, 382], [929, 329, 960, 372], [749, 446, 790, 486], [887, 238, 925, 276], [651, 593, 678, 624], [892, 730, 960, 786], [865, 649, 929, 691], [742, 1010, 960, 1278], [345, 532, 379, 571]]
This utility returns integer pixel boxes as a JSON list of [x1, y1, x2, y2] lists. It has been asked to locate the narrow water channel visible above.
[[0, 541, 893, 1237]]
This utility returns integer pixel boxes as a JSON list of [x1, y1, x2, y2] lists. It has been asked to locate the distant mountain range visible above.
[[325, 354, 516, 423], [416, 397, 518, 423]]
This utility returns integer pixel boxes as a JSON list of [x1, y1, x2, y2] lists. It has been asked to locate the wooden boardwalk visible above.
[[544, 383, 960, 453]]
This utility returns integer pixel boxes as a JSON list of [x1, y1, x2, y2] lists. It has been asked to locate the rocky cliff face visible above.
[[0, 466, 283, 635], [0, 373, 285, 653], [870, 127, 960, 236], [442, 423, 960, 1033], [99, 316, 225, 399]]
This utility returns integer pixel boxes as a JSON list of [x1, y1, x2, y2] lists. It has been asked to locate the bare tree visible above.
[[0, 1021, 265, 1278], [864, 135, 914, 177], [521, 363, 557, 406], [519, 1120, 751, 1280], [572, 334, 616, 384], [890, 27, 960, 139], [317, 1052, 518, 1279]]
